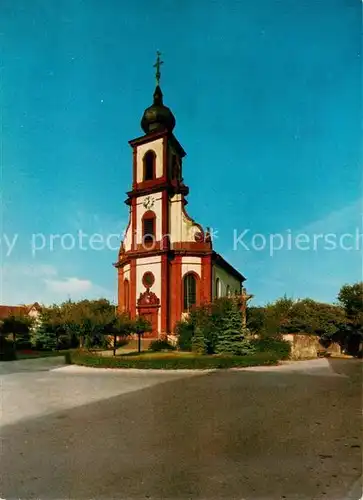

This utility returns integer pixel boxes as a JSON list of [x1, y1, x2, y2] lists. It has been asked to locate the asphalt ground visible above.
[[0, 357, 361, 500]]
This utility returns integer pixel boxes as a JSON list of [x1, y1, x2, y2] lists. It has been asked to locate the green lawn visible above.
[[16, 350, 71, 360], [66, 349, 282, 369], [120, 350, 197, 359]]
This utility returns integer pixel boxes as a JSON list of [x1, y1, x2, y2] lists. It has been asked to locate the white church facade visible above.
[[115, 55, 245, 338]]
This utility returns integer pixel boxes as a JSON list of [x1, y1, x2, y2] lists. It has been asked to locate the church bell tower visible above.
[[114, 53, 244, 338]]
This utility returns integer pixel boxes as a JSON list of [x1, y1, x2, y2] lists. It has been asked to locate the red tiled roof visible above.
[[0, 303, 41, 320], [0, 305, 27, 320]]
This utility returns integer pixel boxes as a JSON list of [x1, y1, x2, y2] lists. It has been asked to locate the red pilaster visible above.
[[130, 259, 137, 319], [161, 190, 169, 250], [170, 255, 182, 332], [131, 198, 137, 251], [117, 266, 124, 314], [201, 254, 212, 304], [160, 253, 169, 335], [132, 147, 137, 188]]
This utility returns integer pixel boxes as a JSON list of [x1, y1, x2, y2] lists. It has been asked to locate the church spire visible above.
[[140, 51, 176, 134]]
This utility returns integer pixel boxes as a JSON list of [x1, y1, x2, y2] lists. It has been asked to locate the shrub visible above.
[[66, 350, 281, 370], [176, 298, 259, 355], [251, 338, 291, 360], [148, 339, 176, 352], [115, 337, 129, 348], [176, 320, 194, 351], [234, 339, 257, 356], [0, 336, 17, 361], [191, 326, 207, 354], [1, 315, 33, 350], [247, 297, 347, 340]]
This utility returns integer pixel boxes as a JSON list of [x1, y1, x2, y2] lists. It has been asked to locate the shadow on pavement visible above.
[[326, 357, 363, 381], [0, 355, 67, 375]]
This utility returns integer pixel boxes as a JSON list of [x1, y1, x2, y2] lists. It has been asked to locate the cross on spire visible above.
[[153, 51, 163, 85]]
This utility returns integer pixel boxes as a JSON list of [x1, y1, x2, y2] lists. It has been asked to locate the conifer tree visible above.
[[215, 303, 253, 355], [191, 325, 207, 354], [31, 323, 58, 350], [2, 315, 33, 350]]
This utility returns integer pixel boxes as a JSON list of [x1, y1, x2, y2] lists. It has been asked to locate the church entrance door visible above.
[[138, 309, 158, 338], [137, 289, 160, 338]]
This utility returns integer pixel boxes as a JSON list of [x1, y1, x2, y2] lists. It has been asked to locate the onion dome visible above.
[[141, 85, 176, 134]]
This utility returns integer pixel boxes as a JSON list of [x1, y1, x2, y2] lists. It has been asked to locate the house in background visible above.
[[0, 303, 42, 323]]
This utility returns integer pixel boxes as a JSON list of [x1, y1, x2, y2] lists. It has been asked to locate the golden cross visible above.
[[153, 51, 163, 85]]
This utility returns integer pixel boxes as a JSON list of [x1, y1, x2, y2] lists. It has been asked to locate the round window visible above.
[[142, 272, 155, 289]]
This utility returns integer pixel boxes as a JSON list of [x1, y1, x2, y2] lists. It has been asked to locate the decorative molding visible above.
[[137, 290, 160, 307], [194, 231, 204, 243], [113, 246, 214, 268], [129, 130, 186, 158], [126, 180, 189, 201], [181, 200, 209, 246]]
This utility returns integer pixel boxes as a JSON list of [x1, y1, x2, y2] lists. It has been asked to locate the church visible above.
[[114, 54, 246, 338]]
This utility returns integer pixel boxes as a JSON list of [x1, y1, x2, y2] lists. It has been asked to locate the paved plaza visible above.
[[0, 357, 361, 499]]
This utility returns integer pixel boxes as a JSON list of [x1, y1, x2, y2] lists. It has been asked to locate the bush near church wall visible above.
[[175, 297, 254, 355], [65, 350, 283, 370], [148, 339, 176, 351]]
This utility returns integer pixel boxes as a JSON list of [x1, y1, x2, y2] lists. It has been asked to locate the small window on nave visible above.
[[183, 273, 197, 312]]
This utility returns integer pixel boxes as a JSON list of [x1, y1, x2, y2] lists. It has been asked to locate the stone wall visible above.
[[282, 334, 341, 360]]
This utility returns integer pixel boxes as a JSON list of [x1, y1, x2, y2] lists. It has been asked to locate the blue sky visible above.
[[0, 0, 361, 306]]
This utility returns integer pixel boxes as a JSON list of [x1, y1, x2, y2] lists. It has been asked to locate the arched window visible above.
[[143, 151, 156, 181], [183, 273, 197, 312], [226, 285, 231, 297], [142, 210, 156, 246], [124, 279, 130, 312]]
